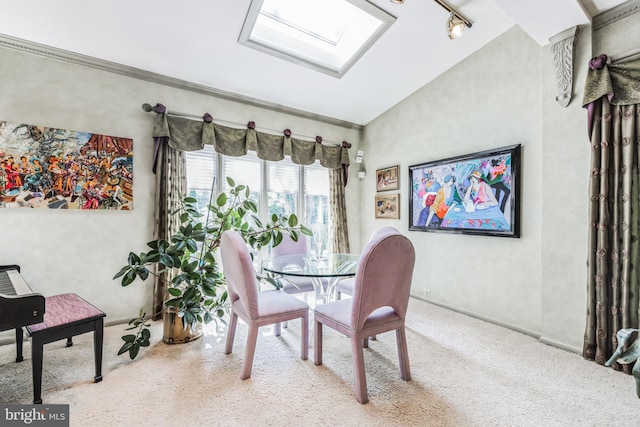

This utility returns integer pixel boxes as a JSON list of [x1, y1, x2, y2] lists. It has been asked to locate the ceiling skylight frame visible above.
[[238, 0, 396, 78]]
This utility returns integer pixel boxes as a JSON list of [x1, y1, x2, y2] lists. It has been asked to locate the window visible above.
[[305, 165, 329, 227], [185, 146, 217, 215], [221, 152, 262, 215], [239, 0, 396, 78], [185, 147, 331, 252], [267, 160, 299, 219]]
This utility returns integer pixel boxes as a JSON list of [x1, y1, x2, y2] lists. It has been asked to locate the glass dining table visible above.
[[261, 253, 360, 304]]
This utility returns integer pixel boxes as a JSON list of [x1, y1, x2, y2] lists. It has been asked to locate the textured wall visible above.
[[362, 26, 545, 339], [0, 46, 361, 341], [539, 25, 591, 352], [360, 19, 634, 352]]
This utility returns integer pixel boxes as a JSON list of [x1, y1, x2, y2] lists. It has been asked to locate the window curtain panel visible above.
[[583, 54, 640, 372], [151, 136, 187, 318], [329, 168, 350, 253]]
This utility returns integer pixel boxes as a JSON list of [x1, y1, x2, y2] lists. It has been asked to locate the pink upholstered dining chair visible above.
[[270, 233, 315, 295], [334, 226, 399, 345], [270, 232, 324, 336], [220, 230, 309, 380], [313, 228, 415, 404], [335, 226, 399, 300]]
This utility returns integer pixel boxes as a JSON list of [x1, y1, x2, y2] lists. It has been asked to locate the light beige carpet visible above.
[[2, 298, 639, 427]]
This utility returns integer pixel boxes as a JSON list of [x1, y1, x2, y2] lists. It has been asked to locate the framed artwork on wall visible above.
[[0, 119, 133, 210], [376, 165, 399, 192], [408, 144, 521, 237], [375, 193, 400, 219]]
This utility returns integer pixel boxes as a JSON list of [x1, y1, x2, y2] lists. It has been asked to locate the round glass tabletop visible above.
[[262, 253, 359, 278]]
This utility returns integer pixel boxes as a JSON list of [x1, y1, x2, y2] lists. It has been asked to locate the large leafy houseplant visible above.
[[114, 177, 311, 359], [605, 328, 640, 397]]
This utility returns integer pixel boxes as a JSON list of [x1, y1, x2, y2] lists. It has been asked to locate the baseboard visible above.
[[538, 336, 581, 354], [410, 294, 542, 339], [0, 333, 14, 346], [411, 295, 582, 355]]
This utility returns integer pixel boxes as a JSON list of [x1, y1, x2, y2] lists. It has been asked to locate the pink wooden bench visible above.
[[25, 293, 106, 404]]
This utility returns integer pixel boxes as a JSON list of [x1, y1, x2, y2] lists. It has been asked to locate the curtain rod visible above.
[[141, 103, 349, 148]]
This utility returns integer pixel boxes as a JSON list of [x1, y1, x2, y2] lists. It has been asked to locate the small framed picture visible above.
[[376, 165, 399, 192], [375, 193, 400, 219]]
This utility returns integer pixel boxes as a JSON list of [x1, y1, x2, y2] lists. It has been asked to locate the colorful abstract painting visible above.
[[408, 144, 520, 237], [0, 120, 133, 210]]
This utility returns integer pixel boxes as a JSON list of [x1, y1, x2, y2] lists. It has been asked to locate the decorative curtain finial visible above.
[[341, 141, 351, 148], [203, 113, 213, 123], [247, 121, 256, 129], [589, 54, 608, 70], [284, 128, 292, 137], [316, 136, 323, 143], [154, 103, 166, 114]]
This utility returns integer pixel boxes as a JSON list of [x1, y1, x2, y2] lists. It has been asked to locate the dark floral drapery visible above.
[[329, 168, 350, 254], [151, 136, 187, 319], [583, 54, 640, 372]]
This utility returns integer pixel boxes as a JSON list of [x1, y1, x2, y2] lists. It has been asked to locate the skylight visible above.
[[239, 0, 396, 78]]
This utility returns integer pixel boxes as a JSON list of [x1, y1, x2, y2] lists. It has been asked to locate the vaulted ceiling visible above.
[[0, 0, 629, 126]]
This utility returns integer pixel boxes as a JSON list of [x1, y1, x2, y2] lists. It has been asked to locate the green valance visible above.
[[583, 54, 640, 107], [150, 105, 350, 170]]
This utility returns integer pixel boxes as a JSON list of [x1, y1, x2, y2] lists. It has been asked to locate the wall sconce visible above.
[[355, 150, 366, 179]]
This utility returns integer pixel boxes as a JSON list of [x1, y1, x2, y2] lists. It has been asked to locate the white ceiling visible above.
[[0, 0, 629, 126]]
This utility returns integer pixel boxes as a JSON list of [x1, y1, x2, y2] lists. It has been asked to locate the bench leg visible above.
[[15, 328, 24, 363], [31, 334, 44, 404], [66, 337, 73, 347], [93, 318, 104, 382]]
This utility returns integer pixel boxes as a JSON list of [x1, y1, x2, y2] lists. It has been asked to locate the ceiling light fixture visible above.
[[387, 0, 472, 39], [446, 12, 466, 39], [433, 0, 472, 39]]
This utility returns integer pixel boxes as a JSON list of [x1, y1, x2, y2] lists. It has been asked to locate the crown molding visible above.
[[0, 33, 363, 131], [593, 0, 640, 30]]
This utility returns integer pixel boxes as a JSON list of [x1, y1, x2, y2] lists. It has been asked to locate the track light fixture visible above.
[[446, 12, 466, 39], [433, 0, 472, 39], [393, 1, 472, 39]]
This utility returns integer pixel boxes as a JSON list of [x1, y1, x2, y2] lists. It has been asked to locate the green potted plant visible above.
[[113, 177, 311, 359], [605, 328, 640, 397]]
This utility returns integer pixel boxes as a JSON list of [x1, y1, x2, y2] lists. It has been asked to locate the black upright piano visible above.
[[0, 265, 46, 362]]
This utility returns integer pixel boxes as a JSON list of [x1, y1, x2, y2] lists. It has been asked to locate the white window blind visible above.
[[185, 146, 217, 192], [304, 163, 329, 226], [305, 164, 329, 196], [267, 158, 300, 219], [267, 160, 299, 194], [222, 154, 262, 192]]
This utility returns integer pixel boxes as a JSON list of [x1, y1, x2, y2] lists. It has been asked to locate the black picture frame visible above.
[[408, 144, 521, 238]]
